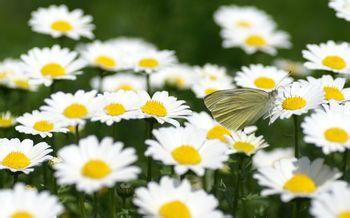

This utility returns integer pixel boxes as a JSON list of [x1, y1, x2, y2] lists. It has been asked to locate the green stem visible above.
[[78, 193, 86, 218], [110, 187, 116, 218], [98, 69, 105, 93], [292, 199, 301, 218], [212, 170, 218, 195], [13, 172, 19, 186], [112, 123, 117, 140], [146, 73, 152, 94], [293, 115, 299, 158], [93, 193, 99, 218], [146, 119, 154, 182], [75, 125, 80, 145], [343, 149, 349, 180], [202, 171, 207, 191], [233, 155, 244, 216]]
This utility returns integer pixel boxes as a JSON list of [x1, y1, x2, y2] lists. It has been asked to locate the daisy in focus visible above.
[[0, 111, 16, 128], [269, 80, 324, 123], [54, 135, 140, 194], [234, 64, 292, 92], [191, 78, 235, 98], [138, 91, 192, 127], [29, 4, 94, 40], [254, 157, 341, 202], [41, 90, 97, 126], [0, 183, 63, 218], [91, 73, 146, 92], [145, 126, 229, 176], [252, 147, 294, 169], [21, 45, 86, 86], [16, 110, 69, 138], [302, 41, 350, 74], [329, 0, 350, 21], [91, 90, 142, 126], [273, 59, 309, 77], [225, 131, 269, 156], [134, 176, 224, 218], [302, 101, 350, 154], [130, 49, 177, 73], [0, 138, 52, 174]]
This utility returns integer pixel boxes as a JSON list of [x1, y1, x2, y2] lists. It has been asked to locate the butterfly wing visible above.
[[204, 88, 273, 131]]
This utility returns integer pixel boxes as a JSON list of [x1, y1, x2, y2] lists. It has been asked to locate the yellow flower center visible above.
[[63, 103, 88, 119], [282, 97, 307, 110], [104, 103, 126, 116], [138, 58, 159, 68], [171, 145, 202, 165], [207, 125, 231, 142], [95, 55, 117, 69], [235, 20, 252, 28], [159, 200, 191, 218], [245, 35, 267, 47], [0, 118, 13, 128], [117, 84, 134, 91], [11, 211, 33, 218], [33, 120, 54, 132], [324, 127, 349, 143], [324, 87, 345, 101], [51, 20, 73, 32], [2, 151, 30, 170], [254, 77, 276, 89], [283, 173, 317, 194], [81, 159, 111, 179], [141, 100, 167, 117], [338, 211, 350, 218], [14, 79, 29, 89], [322, 55, 346, 70], [41, 63, 66, 78], [204, 88, 217, 95], [233, 142, 255, 154], [0, 72, 7, 80], [166, 77, 186, 88]]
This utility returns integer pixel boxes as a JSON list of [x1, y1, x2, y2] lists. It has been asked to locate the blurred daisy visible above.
[[214, 5, 275, 31], [130, 49, 177, 73], [302, 101, 350, 154], [191, 78, 235, 98], [134, 176, 224, 218], [54, 135, 140, 194], [274, 59, 309, 76], [302, 41, 350, 74], [310, 182, 350, 218], [138, 91, 192, 127], [0, 59, 23, 86], [106, 37, 156, 54], [91, 90, 142, 126], [29, 4, 94, 40], [67, 120, 86, 134], [21, 45, 86, 86], [235, 64, 292, 92], [222, 28, 291, 55], [91, 73, 146, 92], [269, 80, 324, 123], [329, 0, 350, 21], [194, 64, 232, 82], [253, 148, 294, 169], [145, 126, 229, 176], [0, 138, 52, 174], [41, 90, 97, 126], [0, 183, 63, 218], [254, 157, 341, 202], [226, 131, 269, 156], [16, 110, 69, 138], [0, 111, 16, 128], [6, 69, 38, 91]]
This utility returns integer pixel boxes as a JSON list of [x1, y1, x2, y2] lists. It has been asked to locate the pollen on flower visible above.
[[2, 151, 30, 170], [138, 58, 159, 68], [245, 35, 267, 47], [95, 55, 116, 69], [233, 142, 255, 154], [323, 86, 345, 101], [205, 88, 217, 95], [104, 103, 126, 116], [141, 100, 167, 117], [282, 96, 307, 110], [10, 211, 34, 218], [235, 20, 252, 28], [0, 118, 13, 128], [254, 77, 276, 89], [171, 145, 202, 165], [159, 200, 191, 218], [63, 103, 88, 119], [81, 159, 111, 179], [322, 55, 346, 70], [41, 63, 66, 78], [207, 125, 231, 142], [51, 20, 73, 32], [283, 173, 317, 194], [33, 120, 54, 132], [338, 211, 350, 218], [14, 79, 29, 89], [324, 127, 349, 143]]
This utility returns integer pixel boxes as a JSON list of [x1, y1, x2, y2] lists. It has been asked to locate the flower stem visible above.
[[212, 170, 218, 195], [75, 124, 80, 145], [78, 193, 86, 218], [146, 119, 154, 182], [98, 69, 105, 93], [342, 149, 349, 179], [110, 187, 116, 218], [293, 115, 299, 158], [292, 199, 301, 218], [233, 155, 244, 216], [13, 172, 19, 186], [93, 193, 99, 218]]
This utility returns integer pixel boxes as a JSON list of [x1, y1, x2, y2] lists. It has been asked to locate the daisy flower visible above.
[[138, 91, 192, 127], [91, 73, 146, 92], [225, 131, 269, 156], [5, 66, 38, 91], [329, 0, 350, 21], [222, 28, 291, 55], [130, 49, 177, 73], [145, 126, 229, 176], [252, 148, 294, 169], [0, 111, 16, 128], [253, 157, 341, 202], [0, 59, 23, 86], [273, 59, 309, 77], [91, 90, 142, 125], [41, 90, 97, 126], [302, 101, 350, 154], [67, 120, 86, 134], [21, 45, 87, 86], [16, 110, 69, 138], [134, 176, 224, 218], [302, 41, 350, 74], [0, 183, 63, 218], [0, 138, 52, 174], [214, 5, 276, 31], [54, 135, 140, 194], [194, 64, 232, 82], [234, 64, 292, 92], [29, 4, 94, 40], [106, 37, 156, 54], [310, 182, 350, 218], [269, 80, 324, 123], [191, 78, 235, 98]]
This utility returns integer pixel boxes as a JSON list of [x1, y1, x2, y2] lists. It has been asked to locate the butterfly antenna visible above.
[[274, 71, 292, 91]]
